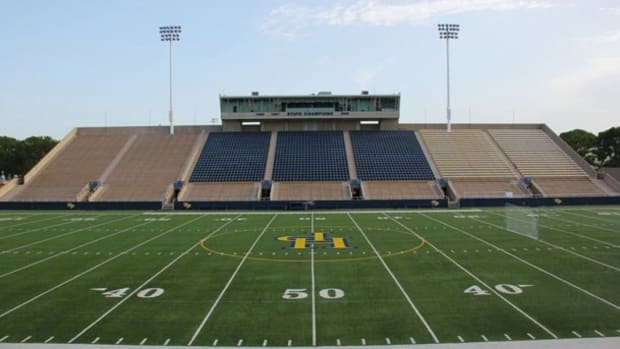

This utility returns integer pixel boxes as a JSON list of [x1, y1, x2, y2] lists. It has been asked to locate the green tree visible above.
[[0, 136, 58, 177], [560, 129, 598, 165], [597, 127, 620, 167]]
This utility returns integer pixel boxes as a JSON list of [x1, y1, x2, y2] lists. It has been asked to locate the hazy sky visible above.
[[1, 0, 619, 139]]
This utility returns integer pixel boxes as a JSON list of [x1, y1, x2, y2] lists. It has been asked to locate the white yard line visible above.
[[0, 216, 203, 319], [563, 210, 620, 226], [0, 215, 62, 232], [347, 213, 439, 344], [311, 242, 317, 347], [68, 215, 239, 343], [557, 212, 620, 234], [389, 213, 558, 339], [187, 214, 278, 346], [571, 331, 582, 338], [421, 214, 620, 311], [1, 217, 147, 278], [473, 217, 620, 272], [1, 215, 132, 253], [0, 219, 79, 241]]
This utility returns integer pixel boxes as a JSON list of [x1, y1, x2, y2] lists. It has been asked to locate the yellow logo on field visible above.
[[278, 232, 349, 249]]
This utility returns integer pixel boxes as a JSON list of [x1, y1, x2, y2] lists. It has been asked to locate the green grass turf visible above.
[[0, 207, 619, 346]]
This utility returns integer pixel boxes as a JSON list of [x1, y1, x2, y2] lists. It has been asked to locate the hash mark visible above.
[[116, 337, 124, 344], [21, 336, 31, 343], [594, 330, 605, 337], [385, 337, 391, 344], [458, 336, 464, 343], [571, 331, 581, 338], [409, 337, 416, 344], [213, 339, 219, 346], [361, 338, 366, 345], [262, 339, 268, 347], [140, 337, 148, 345], [237, 339, 243, 346], [92, 337, 100, 344], [527, 333, 535, 340], [504, 334, 511, 340], [287, 339, 292, 346], [336, 338, 341, 346], [45, 336, 55, 343]]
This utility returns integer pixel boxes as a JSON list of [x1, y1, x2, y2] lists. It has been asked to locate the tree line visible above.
[[0, 136, 58, 179], [560, 127, 620, 167]]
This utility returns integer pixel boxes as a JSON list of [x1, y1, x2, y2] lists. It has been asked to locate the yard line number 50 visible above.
[[282, 288, 344, 300]]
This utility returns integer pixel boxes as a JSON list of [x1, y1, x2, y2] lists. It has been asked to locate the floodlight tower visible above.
[[437, 24, 459, 132], [159, 25, 181, 135]]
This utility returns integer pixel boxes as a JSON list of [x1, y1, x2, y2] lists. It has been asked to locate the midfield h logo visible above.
[[277, 232, 349, 249]]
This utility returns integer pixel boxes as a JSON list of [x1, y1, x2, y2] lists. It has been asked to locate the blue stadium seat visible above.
[[273, 131, 349, 181], [189, 132, 270, 182], [350, 131, 435, 180]]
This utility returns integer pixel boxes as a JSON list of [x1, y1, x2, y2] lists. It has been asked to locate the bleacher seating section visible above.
[[419, 129, 515, 178], [180, 182, 260, 201], [362, 181, 442, 199], [190, 132, 271, 182], [350, 131, 435, 180], [488, 129, 586, 177], [10, 134, 130, 201], [271, 181, 350, 200], [95, 133, 197, 201], [272, 131, 349, 181]]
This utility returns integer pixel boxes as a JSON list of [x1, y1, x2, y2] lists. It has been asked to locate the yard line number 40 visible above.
[[282, 288, 344, 300], [91, 287, 164, 299], [465, 284, 533, 296]]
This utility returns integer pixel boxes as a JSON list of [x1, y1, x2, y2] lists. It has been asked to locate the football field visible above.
[[0, 206, 619, 347]]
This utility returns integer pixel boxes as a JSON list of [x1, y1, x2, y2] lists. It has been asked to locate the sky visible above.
[[0, 0, 619, 140]]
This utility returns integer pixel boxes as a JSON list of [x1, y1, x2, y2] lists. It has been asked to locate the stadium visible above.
[[1, 3, 620, 349]]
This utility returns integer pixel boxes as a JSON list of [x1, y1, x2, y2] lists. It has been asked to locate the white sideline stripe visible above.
[[504, 334, 512, 340], [0, 217, 148, 278], [116, 337, 124, 344], [0, 336, 8, 342], [0, 216, 200, 320], [310, 212, 317, 347], [187, 215, 278, 346], [595, 330, 605, 337], [140, 337, 147, 345], [143, 209, 482, 216], [69, 215, 236, 343], [262, 339, 268, 347], [422, 214, 620, 311], [213, 339, 218, 346], [393, 214, 558, 339], [477, 216, 620, 272], [20, 336, 31, 343], [348, 213, 439, 344], [91, 337, 99, 344], [481, 334, 488, 342], [44, 336, 54, 343], [164, 338, 170, 346], [458, 336, 464, 343], [572, 331, 582, 338], [1, 215, 132, 253], [494, 212, 619, 248], [409, 337, 415, 344], [527, 333, 536, 340]]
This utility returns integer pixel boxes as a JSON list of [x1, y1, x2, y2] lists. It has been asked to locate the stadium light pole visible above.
[[437, 24, 459, 133], [159, 25, 181, 135]]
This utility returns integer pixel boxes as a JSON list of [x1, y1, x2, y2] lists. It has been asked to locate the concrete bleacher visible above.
[[361, 180, 442, 199], [488, 129, 586, 177], [93, 133, 198, 202], [450, 178, 529, 198], [271, 181, 350, 200], [180, 182, 260, 201], [9, 134, 131, 201]]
